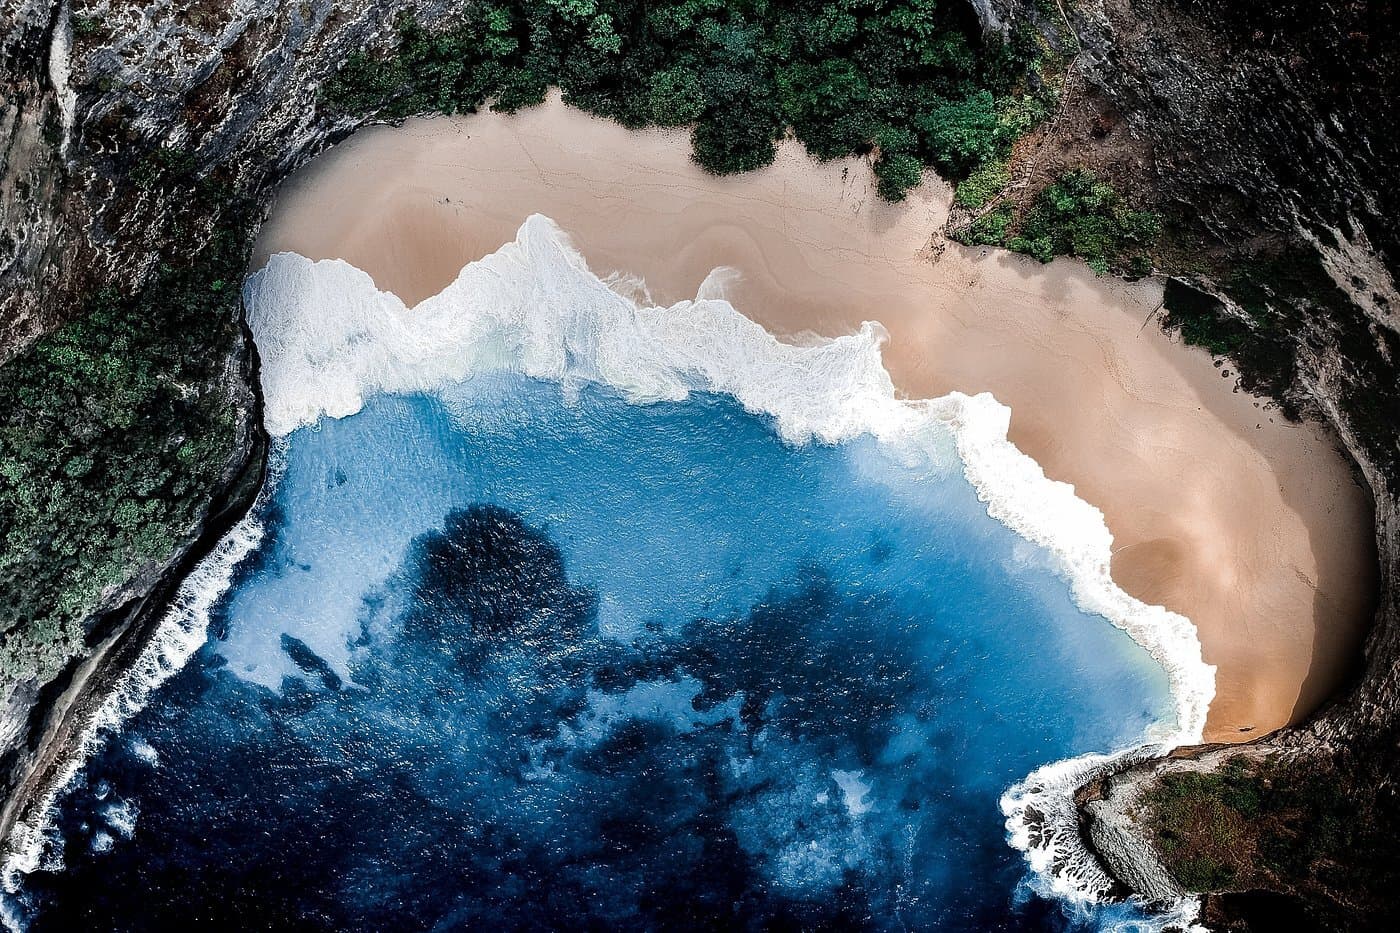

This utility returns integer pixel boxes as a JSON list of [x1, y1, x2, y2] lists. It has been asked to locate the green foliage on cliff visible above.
[[1143, 755, 1365, 895], [954, 169, 1161, 275], [0, 192, 249, 684], [321, 0, 1055, 201]]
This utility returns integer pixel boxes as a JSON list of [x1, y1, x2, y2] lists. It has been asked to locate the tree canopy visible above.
[[324, 0, 1054, 200]]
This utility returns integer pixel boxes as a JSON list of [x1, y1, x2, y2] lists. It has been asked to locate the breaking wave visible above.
[[0, 466, 272, 921]]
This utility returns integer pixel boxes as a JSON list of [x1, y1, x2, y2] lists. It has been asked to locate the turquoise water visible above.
[[14, 376, 1173, 929]]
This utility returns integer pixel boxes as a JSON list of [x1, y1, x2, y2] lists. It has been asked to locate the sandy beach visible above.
[[252, 93, 1376, 742]]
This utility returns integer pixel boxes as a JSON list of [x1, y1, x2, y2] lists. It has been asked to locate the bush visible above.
[[955, 159, 1010, 209], [874, 152, 924, 201], [998, 170, 1161, 274], [0, 175, 251, 683], [955, 204, 1014, 247], [690, 105, 780, 174], [919, 91, 1001, 175]]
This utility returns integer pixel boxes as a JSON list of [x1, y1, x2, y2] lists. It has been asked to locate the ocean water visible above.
[[3, 217, 1207, 930]]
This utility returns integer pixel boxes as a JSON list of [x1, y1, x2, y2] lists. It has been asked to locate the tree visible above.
[[919, 90, 1000, 176], [648, 66, 706, 125]]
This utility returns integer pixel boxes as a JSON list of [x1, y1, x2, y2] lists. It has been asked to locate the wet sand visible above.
[[252, 93, 1376, 742]]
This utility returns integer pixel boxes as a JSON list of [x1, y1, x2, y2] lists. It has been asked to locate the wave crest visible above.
[[246, 213, 1215, 911]]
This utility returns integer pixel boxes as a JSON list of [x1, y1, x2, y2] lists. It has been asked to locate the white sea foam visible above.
[[128, 737, 160, 768], [2, 213, 1214, 927], [101, 800, 137, 841], [243, 214, 1215, 919]]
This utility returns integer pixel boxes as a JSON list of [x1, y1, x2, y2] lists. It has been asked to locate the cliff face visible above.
[[975, 1, 1400, 926], [986, 0, 1400, 693], [3, 0, 451, 348], [0, 0, 459, 855], [1, 0, 1398, 928]]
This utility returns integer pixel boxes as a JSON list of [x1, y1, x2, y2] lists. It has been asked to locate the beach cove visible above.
[[1, 89, 1380, 932], [254, 93, 1376, 742]]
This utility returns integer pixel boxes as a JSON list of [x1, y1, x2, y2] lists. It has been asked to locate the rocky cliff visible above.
[[0, 0, 464, 869], [1, 1, 1397, 929], [978, 1, 1400, 927]]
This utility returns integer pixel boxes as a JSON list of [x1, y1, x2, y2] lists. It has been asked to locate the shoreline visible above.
[[245, 216, 1213, 914], [251, 93, 1376, 743]]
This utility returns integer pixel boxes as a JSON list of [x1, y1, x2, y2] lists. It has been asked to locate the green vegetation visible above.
[[0, 176, 250, 683], [960, 202, 1014, 245], [953, 157, 1009, 209], [70, 14, 105, 41], [322, 0, 1056, 200], [955, 169, 1161, 275], [1142, 755, 1360, 894], [1009, 170, 1161, 274]]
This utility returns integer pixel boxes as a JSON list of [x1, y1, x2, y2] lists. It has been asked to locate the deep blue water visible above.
[[16, 377, 1171, 930]]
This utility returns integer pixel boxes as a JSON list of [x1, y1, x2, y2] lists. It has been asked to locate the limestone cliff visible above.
[[976, 1, 1400, 928], [0, 0, 462, 865]]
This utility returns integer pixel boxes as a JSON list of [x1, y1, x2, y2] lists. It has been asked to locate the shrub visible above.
[[1003, 170, 1161, 274], [956, 205, 1014, 247], [919, 91, 1001, 176], [955, 159, 1010, 209], [874, 152, 924, 201], [0, 173, 251, 683]]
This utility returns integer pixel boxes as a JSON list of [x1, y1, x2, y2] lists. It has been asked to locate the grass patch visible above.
[[1142, 755, 1361, 894]]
